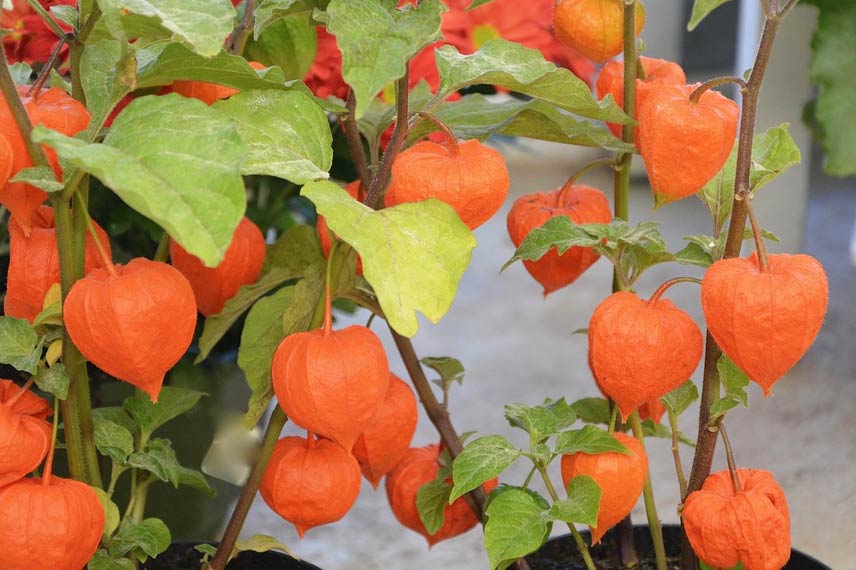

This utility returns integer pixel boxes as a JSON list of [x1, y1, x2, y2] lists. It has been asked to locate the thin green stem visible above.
[[228, 0, 255, 55], [6, 377, 36, 407], [537, 466, 596, 570], [559, 157, 616, 203], [668, 410, 688, 500], [628, 412, 667, 570], [521, 466, 537, 491], [153, 232, 170, 263], [607, 403, 618, 435], [42, 397, 60, 485], [26, 33, 71, 99], [25, 0, 66, 39]]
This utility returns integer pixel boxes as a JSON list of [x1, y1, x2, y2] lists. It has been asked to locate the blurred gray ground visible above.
[[241, 141, 856, 569]]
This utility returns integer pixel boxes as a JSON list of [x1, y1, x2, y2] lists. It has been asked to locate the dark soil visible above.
[[141, 543, 321, 570], [526, 525, 832, 570]]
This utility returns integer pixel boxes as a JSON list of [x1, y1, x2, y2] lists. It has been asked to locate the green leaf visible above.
[[413, 95, 632, 153], [80, 39, 135, 131], [0, 317, 39, 374], [806, 0, 856, 176], [416, 479, 452, 535], [9, 62, 33, 85], [33, 95, 246, 267], [302, 180, 476, 337], [93, 488, 122, 539], [123, 386, 206, 437], [484, 486, 551, 570], [661, 380, 699, 417], [467, 0, 494, 8], [687, 0, 732, 31], [92, 407, 138, 433], [245, 15, 317, 80], [88, 550, 135, 570], [93, 419, 135, 463], [554, 425, 631, 456], [128, 438, 181, 486], [569, 397, 611, 425], [50, 4, 79, 28], [237, 287, 295, 424], [711, 354, 750, 421], [110, 518, 171, 559], [435, 40, 628, 123], [108, 0, 236, 58], [9, 166, 65, 193], [254, 0, 329, 37], [697, 124, 801, 233], [196, 225, 323, 361], [504, 398, 576, 443], [320, 0, 444, 117], [178, 467, 215, 495], [674, 240, 714, 268], [214, 89, 332, 184], [234, 535, 296, 559], [420, 355, 465, 392], [135, 42, 287, 90], [450, 435, 521, 503], [547, 475, 601, 527], [34, 363, 70, 400], [240, 264, 324, 426]]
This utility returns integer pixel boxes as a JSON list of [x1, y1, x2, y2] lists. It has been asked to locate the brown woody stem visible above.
[[25, 0, 66, 39], [364, 69, 410, 209], [681, 14, 783, 569], [344, 91, 372, 192], [206, 408, 288, 570], [227, 0, 255, 55]]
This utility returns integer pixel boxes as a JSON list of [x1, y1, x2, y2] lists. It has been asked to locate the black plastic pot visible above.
[[526, 525, 831, 570], [141, 542, 322, 570]]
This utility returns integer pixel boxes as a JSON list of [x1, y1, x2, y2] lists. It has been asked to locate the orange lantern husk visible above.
[[170, 216, 266, 316], [4, 205, 111, 322], [0, 383, 51, 487], [385, 139, 510, 230], [259, 435, 361, 537], [0, 86, 91, 234], [553, 0, 645, 63], [683, 469, 791, 570], [272, 323, 389, 452], [638, 399, 667, 423], [560, 432, 647, 544], [353, 373, 419, 488], [701, 252, 828, 395], [0, 477, 105, 570], [63, 258, 197, 402], [588, 291, 703, 420], [386, 444, 498, 546], [506, 184, 612, 296], [638, 83, 739, 206], [596, 56, 686, 140]]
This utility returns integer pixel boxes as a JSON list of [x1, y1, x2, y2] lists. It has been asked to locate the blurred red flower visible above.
[[2, 0, 75, 65]]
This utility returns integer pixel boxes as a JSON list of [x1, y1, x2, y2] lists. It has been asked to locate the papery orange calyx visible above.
[[701, 252, 828, 395], [0, 476, 104, 570], [560, 432, 647, 544], [63, 258, 197, 402], [386, 444, 498, 546], [506, 184, 611, 296], [259, 435, 361, 537], [588, 291, 703, 420], [683, 468, 791, 570], [170, 216, 266, 316], [553, 0, 645, 63]]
